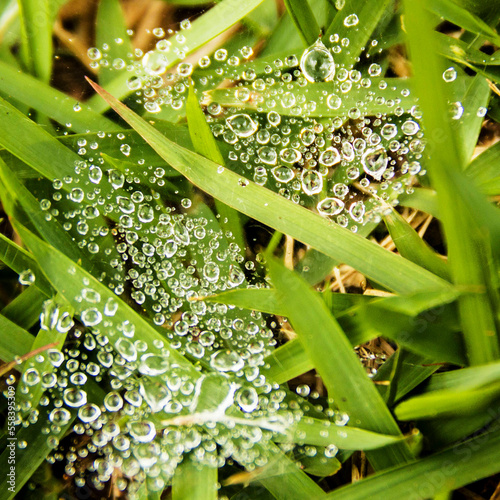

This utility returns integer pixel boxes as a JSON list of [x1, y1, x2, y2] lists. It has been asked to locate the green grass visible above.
[[0, 0, 500, 498]]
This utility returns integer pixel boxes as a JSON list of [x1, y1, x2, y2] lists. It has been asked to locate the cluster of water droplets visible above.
[[82, 17, 430, 231], [7, 143, 353, 494]]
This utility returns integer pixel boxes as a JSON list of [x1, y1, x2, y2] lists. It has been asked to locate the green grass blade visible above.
[[185, 83, 245, 252], [0, 96, 86, 182], [384, 208, 450, 281], [18, 0, 52, 82], [395, 380, 500, 420], [86, 79, 453, 296], [404, 0, 500, 364], [87, 0, 267, 113], [0, 313, 34, 361], [96, 0, 133, 86], [265, 256, 413, 470], [207, 78, 418, 117], [429, 0, 500, 44], [283, 0, 320, 46], [264, 340, 313, 385], [325, 426, 500, 499], [0, 59, 119, 132], [257, 443, 326, 500], [0, 233, 52, 297], [1, 285, 47, 330], [172, 458, 217, 500]]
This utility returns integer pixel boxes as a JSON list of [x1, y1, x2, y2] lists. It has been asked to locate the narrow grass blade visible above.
[[15, 223, 198, 375], [86, 79, 452, 296], [0, 96, 87, 182], [87, 0, 267, 113], [0, 59, 119, 132], [325, 426, 500, 499], [398, 188, 440, 218], [429, 0, 500, 44], [18, 0, 52, 82], [264, 340, 313, 385], [96, 0, 133, 86], [384, 208, 450, 281], [373, 350, 439, 404], [404, 0, 500, 364], [266, 256, 413, 470], [172, 458, 217, 500], [185, 83, 245, 252], [283, 0, 320, 46], [324, 0, 392, 69], [257, 443, 326, 500]]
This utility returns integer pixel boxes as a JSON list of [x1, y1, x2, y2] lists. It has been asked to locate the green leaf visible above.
[[0, 313, 35, 362], [384, 208, 450, 281], [283, 0, 320, 46], [206, 78, 418, 118], [86, 79, 453, 296], [0, 233, 52, 297], [185, 83, 246, 252], [325, 426, 500, 499], [404, 0, 500, 365], [0, 59, 119, 133], [96, 0, 133, 86], [265, 256, 413, 470], [1, 285, 47, 330], [172, 458, 217, 500]]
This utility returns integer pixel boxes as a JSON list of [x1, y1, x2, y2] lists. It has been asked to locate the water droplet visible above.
[[115, 338, 137, 362], [63, 388, 87, 408], [401, 120, 419, 136], [19, 269, 35, 286], [361, 146, 389, 179], [300, 41, 335, 83], [228, 265, 245, 287], [142, 51, 168, 76], [301, 170, 323, 195], [236, 387, 259, 412], [226, 114, 259, 138]]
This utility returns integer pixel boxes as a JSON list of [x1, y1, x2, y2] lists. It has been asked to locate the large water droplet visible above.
[[300, 41, 335, 83], [317, 198, 345, 216]]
